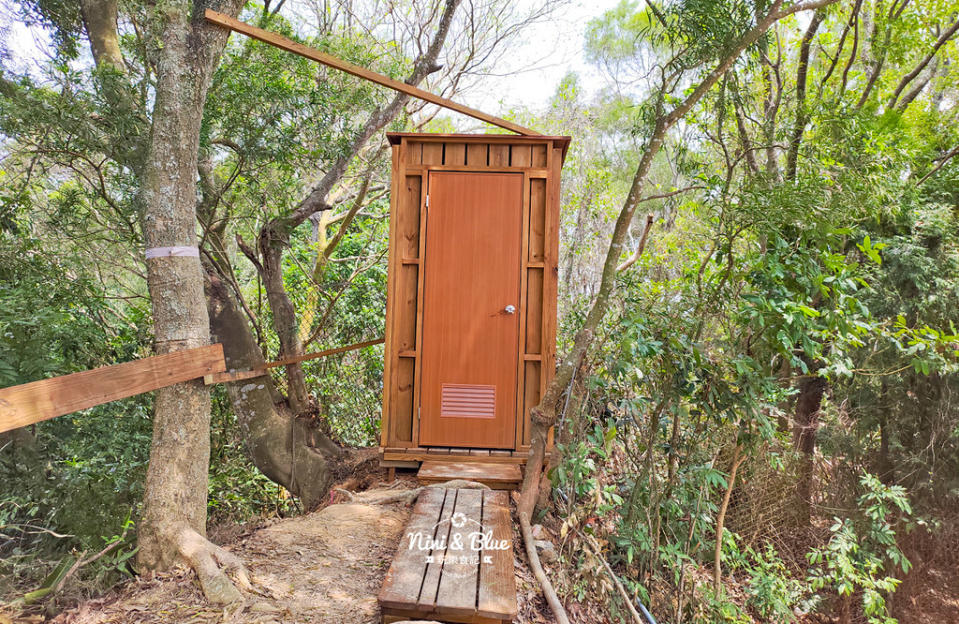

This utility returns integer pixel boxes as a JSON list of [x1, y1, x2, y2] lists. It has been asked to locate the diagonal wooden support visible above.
[[203, 9, 540, 137], [203, 337, 385, 384]]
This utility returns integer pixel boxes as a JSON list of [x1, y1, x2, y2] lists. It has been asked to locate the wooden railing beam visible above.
[[0, 344, 226, 434], [203, 337, 385, 384], [0, 337, 386, 431]]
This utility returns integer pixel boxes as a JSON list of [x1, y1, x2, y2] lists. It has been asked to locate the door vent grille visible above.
[[441, 384, 495, 419]]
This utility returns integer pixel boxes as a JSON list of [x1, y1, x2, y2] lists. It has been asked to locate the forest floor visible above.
[[6, 471, 956, 624], [892, 525, 959, 624], [30, 474, 554, 624]]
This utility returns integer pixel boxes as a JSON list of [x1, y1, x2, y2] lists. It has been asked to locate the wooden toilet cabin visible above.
[[379, 133, 570, 474]]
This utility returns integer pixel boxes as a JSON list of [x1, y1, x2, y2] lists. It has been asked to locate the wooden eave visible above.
[[386, 132, 572, 164]]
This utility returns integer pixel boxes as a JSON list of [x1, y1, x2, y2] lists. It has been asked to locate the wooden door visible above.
[[418, 172, 523, 448]]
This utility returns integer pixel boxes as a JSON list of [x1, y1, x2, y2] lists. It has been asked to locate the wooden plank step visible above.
[[378, 489, 517, 624], [417, 462, 521, 491], [383, 449, 531, 465]]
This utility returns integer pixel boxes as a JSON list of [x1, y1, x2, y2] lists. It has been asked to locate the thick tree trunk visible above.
[[793, 372, 827, 525], [136, 0, 247, 604], [79, 0, 125, 70], [205, 266, 343, 509]]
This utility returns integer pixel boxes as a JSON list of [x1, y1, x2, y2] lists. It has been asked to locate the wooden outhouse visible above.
[[379, 133, 570, 469]]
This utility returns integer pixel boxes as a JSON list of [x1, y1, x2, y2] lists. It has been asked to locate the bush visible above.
[[807, 473, 913, 624]]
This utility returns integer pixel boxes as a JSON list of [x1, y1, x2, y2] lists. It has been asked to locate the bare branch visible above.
[[819, 0, 861, 93], [235, 234, 262, 272], [888, 17, 959, 109], [617, 214, 656, 272], [916, 145, 959, 185], [787, 9, 826, 180]]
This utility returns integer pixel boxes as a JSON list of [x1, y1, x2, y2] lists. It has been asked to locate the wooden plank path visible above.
[[379, 488, 517, 623]]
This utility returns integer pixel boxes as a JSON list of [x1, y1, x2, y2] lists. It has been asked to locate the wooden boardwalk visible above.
[[378, 488, 517, 623]]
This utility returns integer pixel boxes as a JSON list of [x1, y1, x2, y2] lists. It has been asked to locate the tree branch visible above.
[[617, 214, 656, 272], [916, 145, 959, 185], [888, 17, 959, 109], [323, 164, 377, 262], [284, 0, 463, 229], [80, 0, 126, 70], [787, 9, 825, 180]]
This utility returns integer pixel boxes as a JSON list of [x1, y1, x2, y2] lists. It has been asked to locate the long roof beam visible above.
[[204, 10, 540, 136]]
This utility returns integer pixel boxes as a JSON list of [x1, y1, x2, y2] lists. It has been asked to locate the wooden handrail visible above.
[[0, 338, 386, 431], [203, 9, 539, 137], [204, 337, 385, 384], [0, 345, 226, 434]]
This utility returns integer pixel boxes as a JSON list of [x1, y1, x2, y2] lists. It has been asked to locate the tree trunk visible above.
[[79, 0, 125, 70], [793, 372, 827, 525], [786, 9, 825, 180], [205, 266, 343, 509], [257, 235, 311, 415], [713, 444, 744, 594], [136, 0, 248, 604]]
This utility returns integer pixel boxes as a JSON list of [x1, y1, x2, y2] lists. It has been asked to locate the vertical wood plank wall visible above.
[[382, 134, 567, 452]]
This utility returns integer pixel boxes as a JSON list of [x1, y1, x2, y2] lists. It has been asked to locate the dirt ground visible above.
[[892, 524, 959, 624], [46, 500, 407, 624], [27, 481, 553, 624]]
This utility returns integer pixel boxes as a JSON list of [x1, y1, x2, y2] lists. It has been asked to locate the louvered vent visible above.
[[441, 383, 496, 419]]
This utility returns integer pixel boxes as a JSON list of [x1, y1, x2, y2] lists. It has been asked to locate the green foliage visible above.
[[0, 229, 152, 579], [738, 230, 874, 379], [552, 1, 959, 621], [553, 419, 624, 516], [807, 474, 913, 623], [743, 545, 804, 621], [586, 0, 757, 70], [208, 389, 298, 523], [0, 397, 150, 601], [3, 0, 959, 620], [0, 240, 120, 386]]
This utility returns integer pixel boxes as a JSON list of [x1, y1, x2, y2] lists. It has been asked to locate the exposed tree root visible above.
[[334, 487, 422, 505], [334, 480, 490, 505], [175, 525, 252, 605], [519, 511, 571, 624]]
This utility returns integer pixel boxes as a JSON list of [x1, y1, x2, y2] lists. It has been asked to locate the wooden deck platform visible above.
[[379, 488, 517, 623], [380, 446, 549, 468], [418, 461, 521, 490]]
